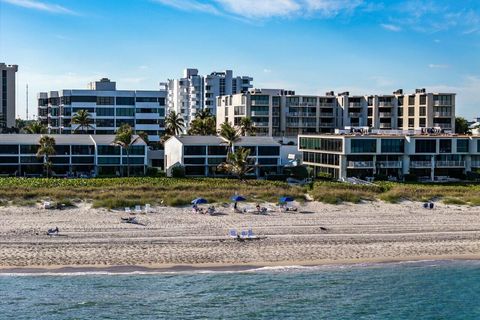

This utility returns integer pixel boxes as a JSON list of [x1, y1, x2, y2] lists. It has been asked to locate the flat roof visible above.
[[298, 133, 475, 138], [171, 135, 281, 146], [0, 134, 146, 145]]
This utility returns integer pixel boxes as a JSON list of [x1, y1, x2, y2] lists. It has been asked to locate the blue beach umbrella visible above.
[[279, 196, 294, 203], [231, 195, 246, 202], [192, 198, 208, 205]]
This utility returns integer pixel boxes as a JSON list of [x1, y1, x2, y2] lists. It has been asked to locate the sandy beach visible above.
[[1, 200, 480, 271]]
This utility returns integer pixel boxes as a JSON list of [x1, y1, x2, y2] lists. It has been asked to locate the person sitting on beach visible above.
[[192, 204, 199, 213], [207, 206, 215, 215], [256, 203, 261, 213], [47, 227, 59, 235]]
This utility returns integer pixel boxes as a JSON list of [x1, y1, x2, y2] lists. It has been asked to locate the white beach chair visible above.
[[247, 228, 257, 239], [125, 207, 132, 214], [145, 204, 151, 214], [229, 229, 238, 238], [240, 230, 248, 239], [43, 201, 52, 209], [135, 205, 142, 214]]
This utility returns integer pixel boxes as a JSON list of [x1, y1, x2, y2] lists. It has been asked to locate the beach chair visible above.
[[125, 207, 132, 214], [43, 201, 52, 210], [240, 230, 248, 239], [47, 227, 59, 236], [229, 229, 238, 238], [247, 228, 257, 239], [207, 206, 216, 215], [145, 204, 151, 214], [135, 205, 142, 214], [429, 202, 434, 209]]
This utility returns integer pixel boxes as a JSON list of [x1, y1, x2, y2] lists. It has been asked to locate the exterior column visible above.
[[339, 155, 347, 181], [431, 155, 435, 182]]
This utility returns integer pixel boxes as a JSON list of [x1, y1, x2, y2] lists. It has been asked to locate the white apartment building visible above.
[[217, 88, 456, 137], [37, 78, 167, 143], [167, 68, 253, 129], [0, 63, 18, 132]]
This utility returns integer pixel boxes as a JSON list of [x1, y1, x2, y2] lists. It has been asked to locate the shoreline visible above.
[[2, 254, 480, 275]]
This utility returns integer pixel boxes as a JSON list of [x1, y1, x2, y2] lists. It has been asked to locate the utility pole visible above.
[[26, 84, 29, 120]]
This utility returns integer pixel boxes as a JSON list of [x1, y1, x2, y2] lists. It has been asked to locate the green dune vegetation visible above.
[[0, 177, 479, 208]]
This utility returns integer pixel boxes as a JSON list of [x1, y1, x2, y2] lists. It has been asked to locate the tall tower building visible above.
[[0, 63, 18, 132]]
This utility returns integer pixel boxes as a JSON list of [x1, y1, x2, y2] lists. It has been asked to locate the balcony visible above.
[[410, 161, 432, 168], [348, 112, 362, 118], [376, 161, 402, 168], [301, 122, 317, 127], [433, 123, 452, 129], [319, 123, 334, 128], [253, 121, 270, 127], [349, 102, 362, 107], [379, 112, 392, 117], [319, 103, 334, 107], [434, 100, 452, 106], [433, 112, 452, 117], [378, 102, 393, 107], [251, 100, 269, 106], [348, 161, 374, 168], [319, 113, 334, 117], [436, 161, 465, 168], [251, 111, 269, 116], [379, 123, 392, 129], [471, 161, 480, 168]]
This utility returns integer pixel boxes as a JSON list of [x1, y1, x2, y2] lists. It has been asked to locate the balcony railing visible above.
[[434, 100, 452, 106], [348, 112, 362, 118], [376, 161, 402, 168], [251, 100, 269, 106], [251, 111, 269, 116], [471, 161, 480, 168], [379, 123, 392, 129], [378, 102, 393, 107], [319, 103, 334, 107], [349, 102, 362, 107], [433, 123, 452, 129], [319, 123, 334, 128], [253, 121, 270, 127], [410, 161, 432, 168], [379, 112, 392, 117], [348, 161, 374, 168], [319, 113, 334, 117], [434, 112, 452, 117], [436, 161, 465, 168]]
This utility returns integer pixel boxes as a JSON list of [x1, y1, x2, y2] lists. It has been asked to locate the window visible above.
[[97, 97, 114, 105], [398, 107, 403, 117], [0, 145, 18, 154], [258, 146, 280, 156], [415, 139, 436, 153], [439, 139, 452, 153], [116, 108, 135, 116], [123, 157, 144, 165], [54, 145, 70, 155], [136, 97, 158, 103], [408, 118, 415, 128], [408, 96, 415, 105], [71, 96, 97, 103], [184, 146, 206, 156], [137, 108, 158, 114], [116, 119, 135, 127], [299, 137, 342, 152], [158, 98, 165, 106], [184, 158, 205, 165], [258, 158, 278, 165], [98, 157, 120, 164], [251, 95, 270, 105], [457, 140, 469, 153], [96, 119, 114, 127], [158, 108, 165, 117], [98, 146, 120, 155], [235, 146, 256, 156], [208, 146, 228, 156], [419, 118, 426, 127], [185, 166, 205, 175], [381, 139, 404, 153], [397, 118, 403, 128], [303, 152, 339, 166], [116, 97, 135, 105], [129, 146, 145, 155], [398, 96, 404, 106], [408, 107, 415, 116], [351, 139, 376, 153], [72, 145, 94, 155], [419, 106, 426, 116], [51, 157, 70, 164], [71, 156, 94, 164], [20, 145, 39, 154], [419, 95, 426, 105], [96, 108, 114, 116]]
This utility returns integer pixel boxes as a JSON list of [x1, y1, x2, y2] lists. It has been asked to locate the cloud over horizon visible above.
[[2, 0, 76, 14]]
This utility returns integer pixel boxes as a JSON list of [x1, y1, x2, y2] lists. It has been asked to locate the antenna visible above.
[[26, 84, 29, 120]]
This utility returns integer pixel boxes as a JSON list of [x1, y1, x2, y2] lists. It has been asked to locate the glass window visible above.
[[420, 95, 427, 105], [207, 157, 226, 165], [116, 97, 135, 105], [96, 108, 114, 116], [258, 158, 278, 165], [98, 146, 120, 155], [415, 139, 436, 153], [72, 145, 94, 155], [116, 119, 135, 128], [97, 97, 114, 105], [71, 156, 94, 164], [457, 139, 469, 153], [116, 108, 135, 117], [96, 119, 115, 127], [439, 139, 452, 153], [408, 107, 415, 116], [20, 145, 39, 154], [158, 108, 165, 117], [258, 146, 280, 156], [51, 157, 70, 164], [184, 146, 206, 156], [184, 158, 205, 165], [129, 146, 145, 155], [158, 98, 165, 106], [123, 157, 144, 165], [419, 118, 426, 127], [185, 166, 205, 175], [0, 156, 18, 163], [54, 145, 70, 155], [381, 139, 404, 153], [208, 146, 228, 156], [351, 139, 376, 153], [98, 157, 120, 164], [299, 137, 342, 152], [235, 146, 256, 156], [71, 96, 97, 103], [136, 97, 158, 103], [20, 156, 42, 164], [0, 145, 18, 154]]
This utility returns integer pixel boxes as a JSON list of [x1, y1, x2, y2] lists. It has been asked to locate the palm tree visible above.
[[112, 124, 141, 177], [72, 109, 94, 134], [188, 112, 216, 136], [25, 121, 47, 134], [165, 110, 185, 136], [217, 147, 254, 180], [195, 108, 212, 120], [137, 131, 149, 145], [239, 117, 255, 136], [36, 135, 56, 178], [218, 121, 240, 153]]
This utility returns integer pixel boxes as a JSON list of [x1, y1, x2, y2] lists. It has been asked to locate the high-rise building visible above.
[[37, 78, 167, 143], [0, 63, 18, 132], [167, 68, 253, 129], [217, 88, 456, 137]]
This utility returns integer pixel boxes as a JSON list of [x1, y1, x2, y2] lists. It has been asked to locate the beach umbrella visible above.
[[279, 196, 294, 203], [191, 198, 208, 205], [231, 195, 246, 202]]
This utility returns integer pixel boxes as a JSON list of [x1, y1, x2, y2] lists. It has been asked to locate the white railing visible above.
[[349, 102, 362, 107], [348, 112, 362, 117], [319, 113, 334, 117], [471, 161, 480, 167], [436, 161, 465, 168], [433, 123, 452, 129], [379, 123, 392, 129], [319, 123, 334, 128], [434, 112, 452, 117], [434, 100, 452, 106], [253, 121, 270, 127], [376, 161, 402, 168], [251, 100, 269, 106], [348, 161, 374, 168], [410, 161, 432, 168], [379, 112, 392, 117], [251, 111, 269, 116], [378, 102, 393, 107]]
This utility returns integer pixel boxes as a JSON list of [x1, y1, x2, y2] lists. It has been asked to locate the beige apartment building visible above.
[[217, 88, 456, 137], [0, 63, 18, 132]]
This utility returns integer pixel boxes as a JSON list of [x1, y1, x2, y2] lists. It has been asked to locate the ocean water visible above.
[[1, 260, 480, 319]]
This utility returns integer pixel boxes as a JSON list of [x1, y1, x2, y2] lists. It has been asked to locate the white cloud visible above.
[[428, 64, 449, 69], [263, 68, 272, 73], [2, 0, 76, 14], [154, 0, 365, 20], [380, 23, 401, 32]]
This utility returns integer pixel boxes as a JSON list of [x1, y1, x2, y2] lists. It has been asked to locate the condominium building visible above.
[[0, 63, 18, 132], [217, 88, 456, 137], [298, 131, 477, 182], [167, 68, 253, 128], [0, 134, 147, 177], [37, 78, 167, 143], [164, 136, 282, 177]]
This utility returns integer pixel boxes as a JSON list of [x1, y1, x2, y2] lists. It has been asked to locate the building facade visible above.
[[37, 78, 167, 143], [298, 132, 478, 182], [167, 69, 253, 128], [164, 136, 282, 177], [217, 89, 456, 137], [0, 134, 147, 177], [0, 63, 18, 132]]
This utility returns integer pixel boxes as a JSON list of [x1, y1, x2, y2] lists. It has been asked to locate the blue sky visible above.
[[1, 0, 479, 119]]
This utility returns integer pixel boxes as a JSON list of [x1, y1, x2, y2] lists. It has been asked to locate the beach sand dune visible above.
[[1, 201, 480, 269]]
